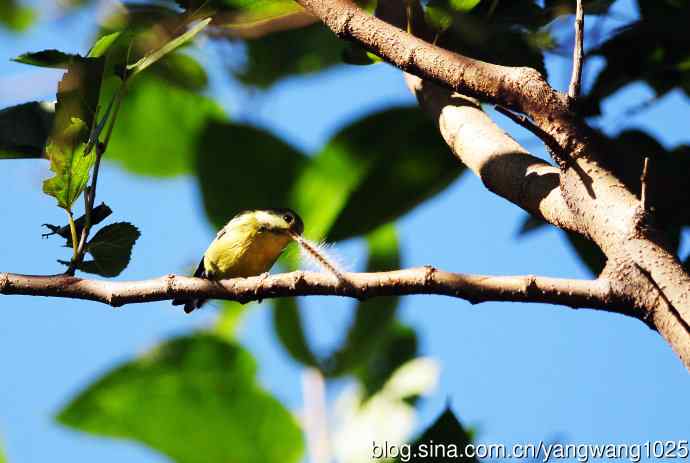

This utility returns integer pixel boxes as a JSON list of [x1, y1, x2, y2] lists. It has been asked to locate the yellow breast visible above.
[[203, 226, 291, 280]]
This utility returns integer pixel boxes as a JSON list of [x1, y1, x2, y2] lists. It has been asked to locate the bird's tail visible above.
[[172, 298, 208, 313], [173, 257, 208, 313]]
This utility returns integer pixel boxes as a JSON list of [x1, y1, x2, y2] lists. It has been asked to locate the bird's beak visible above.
[[288, 230, 302, 240]]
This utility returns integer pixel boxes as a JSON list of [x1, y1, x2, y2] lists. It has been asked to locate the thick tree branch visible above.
[[293, 0, 569, 119], [300, 0, 690, 368], [405, 75, 581, 234], [0, 268, 619, 312]]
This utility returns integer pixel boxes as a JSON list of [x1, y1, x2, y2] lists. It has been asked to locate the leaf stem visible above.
[[66, 210, 79, 261], [72, 80, 129, 271]]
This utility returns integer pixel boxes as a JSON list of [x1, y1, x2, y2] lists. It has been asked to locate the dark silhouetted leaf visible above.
[[357, 323, 418, 399], [237, 23, 345, 87], [42, 203, 113, 242], [583, 1, 690, 115], [543, 0, 615, 16], [342, 43, 384, 65], [272, 297, 320, 367], [196, 121, 308, 228], [106, 75, 225, 177], [0, 101, 54, 158], [57, 334, 304, 463], [517, 214, 547, 236], [564, 231, 606, 276], [13, 49, 82, 68], [74, 222, 140, 277], [326, 224, 401, 378], [397, 407, 476, 462]]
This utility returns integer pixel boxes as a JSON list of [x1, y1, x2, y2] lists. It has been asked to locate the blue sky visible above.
[[0, 0, 688, 461]]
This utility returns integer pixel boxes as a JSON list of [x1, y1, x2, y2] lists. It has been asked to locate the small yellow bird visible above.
[[173, 208, 304, 313]]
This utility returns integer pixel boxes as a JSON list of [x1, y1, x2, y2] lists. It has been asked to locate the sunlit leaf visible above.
[[88, 32, 122, 58], [0, 101, 54, 158], [73, 222, 140, 277], [106, 75, 225, 177], [126, 17, 211, 77], [0, 0, 34, 31], [42, 118, 95, 210], [324, 107, 464, 241], [57, 334, 304, 463]]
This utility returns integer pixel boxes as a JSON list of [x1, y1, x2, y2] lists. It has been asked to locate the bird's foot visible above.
[[254, 272, 271, 303]]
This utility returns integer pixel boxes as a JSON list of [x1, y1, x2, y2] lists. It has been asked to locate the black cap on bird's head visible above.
[[276, 208, 304, 237]]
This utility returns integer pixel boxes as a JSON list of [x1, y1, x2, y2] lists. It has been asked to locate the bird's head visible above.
[[252, 208, 304, 238]]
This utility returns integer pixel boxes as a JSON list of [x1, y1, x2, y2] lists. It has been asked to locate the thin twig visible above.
[[640, 156, 650, 211], [493, 105, 563, 155], [568, 0, 585, 99]]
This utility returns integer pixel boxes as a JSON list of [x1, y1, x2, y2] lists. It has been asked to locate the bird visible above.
[[172, 208, 304, 313]]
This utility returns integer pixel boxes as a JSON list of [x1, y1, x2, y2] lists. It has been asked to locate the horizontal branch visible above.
[[0, 268, 619, 312]]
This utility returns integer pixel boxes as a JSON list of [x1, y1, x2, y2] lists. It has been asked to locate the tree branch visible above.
[[568, 0, 585, 99], [405, 75, 581, 234], [0, 268, 620, 312], [293, 0, 569, 119]]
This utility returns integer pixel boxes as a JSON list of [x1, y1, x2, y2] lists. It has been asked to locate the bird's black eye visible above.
[[283, 213, 294, 224]]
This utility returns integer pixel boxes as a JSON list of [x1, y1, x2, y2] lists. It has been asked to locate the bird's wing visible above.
[[192, 255, 207, 278]]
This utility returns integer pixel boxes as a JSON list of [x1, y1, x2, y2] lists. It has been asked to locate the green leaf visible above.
[[397, 407, 476, 462], [73, 222, 140, 277], [272, 298, 320, 367], [13, 49, 81, 68], [42, 118, 95, 210], [0, 101, 54, 158], [106, 75, 225, 177], [324, 107, 464, 241], [326, 224, 401, 377], [0, 0, 34, 31], [237, 23, 345, 87], [196, 121, 308, 228], [57, 334, 304, 463], [126, 17, 211, 77], [150, 52, 209, 91], [583, 1, 690, 115], [88, 32, 122, 58], [427, 0, 549, 75], [53, 55, 105, 137]]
